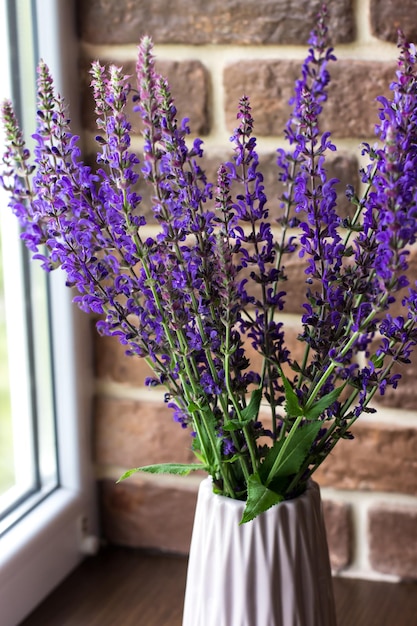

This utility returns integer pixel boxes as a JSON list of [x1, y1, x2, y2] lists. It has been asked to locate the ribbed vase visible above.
[[182, 478, 336, 626]]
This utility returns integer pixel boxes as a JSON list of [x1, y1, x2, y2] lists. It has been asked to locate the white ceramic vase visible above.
[[182, 478, 336, 626]]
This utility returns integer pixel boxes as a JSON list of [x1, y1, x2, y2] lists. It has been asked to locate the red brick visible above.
[[94, 396, 194, 468], [323, 499, 353, 572], [326, 60, 395, 138], [241, 323, 304, 386], [224, 59, 394, 138], [224, 60, 299, 138], [316, 422, 417, 496], [93, 326, 151, 386], [369, 504, 417, 579], [100, 477, 355, 565], [99, 477, 197, 553], [366, 245, 417, 411], [227, 150, 359, 221], [80, 57, 210, 136], [370, 0, 417, 43], [77, 0, 354, 46], [95, 321, 305, 396], [386, 245, 417, 320], [370, 352, 417, 412], [282, 253, 313, 315]]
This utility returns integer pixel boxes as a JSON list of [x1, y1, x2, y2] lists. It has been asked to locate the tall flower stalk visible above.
[[2, 7, 417, 522]]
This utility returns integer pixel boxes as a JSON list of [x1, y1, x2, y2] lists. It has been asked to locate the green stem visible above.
[[224, 324, 258, 478]]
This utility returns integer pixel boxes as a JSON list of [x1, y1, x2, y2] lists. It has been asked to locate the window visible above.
[[0, 176, 58, 533], [0, 0, 59, 524], [0, 1, 59, 536], [0, 1, 97, 624]]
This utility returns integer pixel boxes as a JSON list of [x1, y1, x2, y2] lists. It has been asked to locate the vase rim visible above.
[[200, 476, 319, 512]]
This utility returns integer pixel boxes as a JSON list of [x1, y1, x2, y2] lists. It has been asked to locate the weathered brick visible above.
[[326, 60, 395, 138], [387, 244, 417, 320], [100, 477, 355, 565], [370, 352, 417, 412], [370, 0, 417, 43], [131, 148, 229, 224], [94, 316, 302, 385], [323, 499, 353, 572], [316, 422, 417, 496], [241, 323, 304, 387], [93, 326, 151, 386], [326, 153, 360, 218], [84, 125, 358, 227], [99, 477, 197, 552], [219, 148, 357, 219], [237, 150, 358, 220], [369, 504, 417, 579], [224, 60, 394, 138], [94, 315, 305, 398], [365, 243, 417, 411], [80, 57, 210, 135], [77, 0, 354, 46], [94, 396, 194, 468], [224, 60, 299, 138], [282, 253, 313, 315], [228, 241, 311, 316]]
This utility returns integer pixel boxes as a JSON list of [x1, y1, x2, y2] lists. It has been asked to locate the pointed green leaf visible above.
[[199, 404, 218, 425], [304, 384, 345, 420], [223, 388, 263, 431], [191, 448, 206, 464], [370, 353, 384, 368], [190, 404, 220, 468], [260, 421, 322, 486], [117, 463, 205, 482], [223, 453, 244, 464], [241, 388, 263, 421], [240, 474, 283, 524], [258, 438, 285, 481], [222, 418, 248, 431], [279, 367, 304, 418], [272, 421, 322, 477]]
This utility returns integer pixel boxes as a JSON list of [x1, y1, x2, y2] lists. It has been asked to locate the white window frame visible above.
[[0, 2, 98, 624]]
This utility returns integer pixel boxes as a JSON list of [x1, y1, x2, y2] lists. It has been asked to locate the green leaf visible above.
[[189, 403, 220, 468], [117, 463, 205, 482], [272, 421, 322, 477], [370, 353, 384, 368], [222, 418, 248, 431], [223, 388, 263, 431], [223, 453, 244, 464], [304, 384, 345, 420], [241, 388, 263, 421], [240, 474, 283, 524], [279, 367, 304, 418], [260, 421, 322, 485], [258, 438, 285, 481], [191, 447, 206, 464]]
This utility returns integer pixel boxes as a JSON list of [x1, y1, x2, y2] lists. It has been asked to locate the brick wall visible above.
[[76, 0, 417, 580]]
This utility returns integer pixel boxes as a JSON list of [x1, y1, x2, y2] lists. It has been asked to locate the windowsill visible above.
[[0, 488, 85, 626], [0, 482, 58, 538], [20, 546, 417, 626]]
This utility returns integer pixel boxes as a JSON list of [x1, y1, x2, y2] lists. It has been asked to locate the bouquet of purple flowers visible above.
[[2, 7, 417, 522]]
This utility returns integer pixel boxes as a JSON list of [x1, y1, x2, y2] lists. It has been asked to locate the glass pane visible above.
[[0, 0, 58, 532], [31, 262, 58, 487], [0, 206, 37, 522], [0, 228, 13, 495]]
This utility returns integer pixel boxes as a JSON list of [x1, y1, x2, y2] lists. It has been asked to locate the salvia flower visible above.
[[2, 6, 417, 522]]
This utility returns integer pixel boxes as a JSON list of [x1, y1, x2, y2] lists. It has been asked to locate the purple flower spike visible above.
[[3, 10, 417, 509]]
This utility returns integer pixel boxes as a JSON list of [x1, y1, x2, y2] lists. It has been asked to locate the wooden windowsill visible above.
[[21, 546, 417, 626]]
